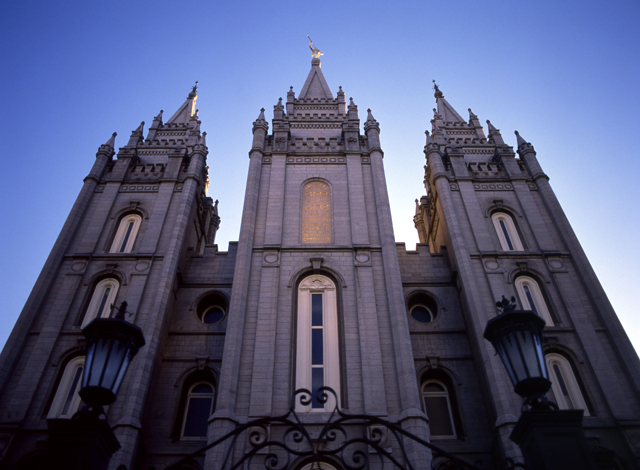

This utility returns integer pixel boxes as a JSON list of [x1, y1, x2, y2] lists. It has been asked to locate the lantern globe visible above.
[[484, 310, 550, 398], [80, 317, 145, 408]]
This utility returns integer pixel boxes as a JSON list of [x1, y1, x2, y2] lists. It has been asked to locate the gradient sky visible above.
[[1, 0, 639, 354]]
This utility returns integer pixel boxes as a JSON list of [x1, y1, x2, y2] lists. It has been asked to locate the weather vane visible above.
[[307, 35, 323, 59]]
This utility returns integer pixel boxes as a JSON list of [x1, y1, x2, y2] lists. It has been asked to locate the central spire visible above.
[[298, 37, 332, 99]]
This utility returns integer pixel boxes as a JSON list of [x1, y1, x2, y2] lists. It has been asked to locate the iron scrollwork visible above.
[[166, 387, 528, 470]]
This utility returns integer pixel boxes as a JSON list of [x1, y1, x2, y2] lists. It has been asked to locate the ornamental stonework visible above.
[[302, 181, 331, 244]]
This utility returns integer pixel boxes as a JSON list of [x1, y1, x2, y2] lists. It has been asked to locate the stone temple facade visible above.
[[0, 57, 639, 470]]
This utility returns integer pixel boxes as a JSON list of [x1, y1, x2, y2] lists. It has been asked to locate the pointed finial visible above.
[[514, 130, 527, 147], [349, 97, 355, 106], [213, 199, 219, 215], [366, 108, 375, 122], [468, 108, 478, 120], [486, 120, 504, 144], [257, 108, 266, 120], [425, 130, 435, 144], [433, 80, 444, 98], [135, 121, 144, 132], [105, 132, 117, 148], [199, 131, 207, 148], [290, 86, 293, 91], [154, 109, 164, 122], [415, 199, 421, 215]]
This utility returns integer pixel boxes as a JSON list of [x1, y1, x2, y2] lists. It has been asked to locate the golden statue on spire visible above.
[[307, 35, 323, 59]]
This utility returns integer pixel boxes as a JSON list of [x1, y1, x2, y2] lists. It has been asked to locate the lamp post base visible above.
[[41, 418, 121, 470], [510, 409, 597, 470]]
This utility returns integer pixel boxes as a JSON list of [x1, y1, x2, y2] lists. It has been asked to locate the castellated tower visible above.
[[412, 84, 640, 466], [0, 57, 638, 470]]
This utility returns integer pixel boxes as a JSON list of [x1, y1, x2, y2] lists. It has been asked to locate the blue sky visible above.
[[1, 0, 639, 353]]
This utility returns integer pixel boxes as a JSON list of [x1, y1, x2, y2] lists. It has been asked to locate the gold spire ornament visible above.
[[307, 35, 323, 59]]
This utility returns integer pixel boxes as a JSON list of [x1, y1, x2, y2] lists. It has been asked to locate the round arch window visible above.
[[202, 306, 225, 324], [408, 292, 438, 324], [197, 293, 227, 325]]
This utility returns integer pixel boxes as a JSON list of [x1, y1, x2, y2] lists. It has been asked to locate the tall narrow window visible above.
[[491, 212, 524, 251], [110, 214, 142, 253], [302, 181, 332, 244], [545, 354, 590, 415], [181, 382, 215, 439], [296, 275, 340, 411], [422, 380, 457, 439], [515, 276, 554, 326], [48, 356, 85, 419], [81, 278, 119, 327]]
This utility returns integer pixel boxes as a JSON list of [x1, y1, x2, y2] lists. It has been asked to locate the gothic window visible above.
[[491, 212, 524, 251], [47, 356, 85, 419], [181, 382, 216, 439], [302, 181, 332, 244], [110, 214, 142, 253], [546, 353, 590, 415], [295, 275, 340, 411], [421, 380, 457, 439], [514, 276, 554, 326], [81, 278, 119, 327]]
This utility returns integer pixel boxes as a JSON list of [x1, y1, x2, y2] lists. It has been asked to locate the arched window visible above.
[[110, 214, 142, 253], [546, 353, 590, 415], [421, 380, 457, 439], [295, 274, 340, 411], [491, 212, 524, 251], [300, 463, 339, 470], [302, 181, 332, 244], [47, 356, 85, 419], [514, 276, 554, 326], [81, 278, 119, 327], [181, 382, 216, 439]]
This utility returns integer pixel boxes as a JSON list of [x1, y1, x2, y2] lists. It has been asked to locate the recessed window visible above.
[[296, 275, 340, 411], [181, 382, 215, 439], [197, 293, 227, 325], [515, 276, 554, 326], [202, 306, 224, 324], [546, 353, 590, 415], [408, 292, 438, 324], [47, 356, 85, 419], [422, 380, 457, 439], [110, 214, 142, 253], [82, 278, 119, 327], [491, 212, 524, 251], [410, 305, 433, 323]]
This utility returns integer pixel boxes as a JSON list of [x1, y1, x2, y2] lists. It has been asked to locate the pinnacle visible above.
[[105, 132, 117, 148], [515, 130, 527, 147]]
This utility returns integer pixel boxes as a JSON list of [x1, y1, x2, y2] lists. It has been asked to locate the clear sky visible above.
[[1, 0, 639, 355]]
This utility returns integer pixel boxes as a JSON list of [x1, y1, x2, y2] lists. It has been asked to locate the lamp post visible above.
[[42, 302, 145, 470], [484, 297, 597, 470]]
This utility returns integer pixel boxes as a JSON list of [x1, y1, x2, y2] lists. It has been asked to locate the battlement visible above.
[[396, 242, 453, 284]]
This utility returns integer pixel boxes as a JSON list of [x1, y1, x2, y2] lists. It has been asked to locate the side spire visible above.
[[97, 132, 117, 158], [127, 121, 144, 147], [486, 120, 505, 145]]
